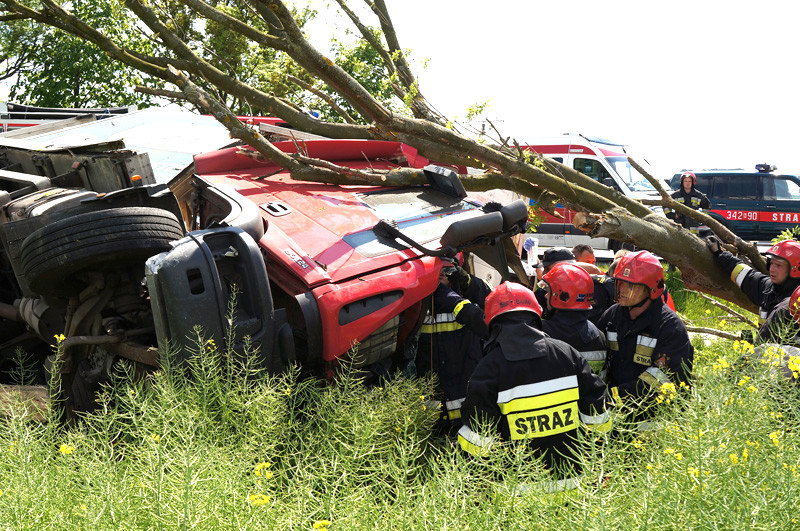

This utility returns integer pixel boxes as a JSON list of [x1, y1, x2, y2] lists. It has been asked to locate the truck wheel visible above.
[[20, 207, 184, 295]]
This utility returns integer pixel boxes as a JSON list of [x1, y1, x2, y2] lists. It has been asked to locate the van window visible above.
[[573, 158, 610, 182], [711, 174, 758, 200], [694, 175, 712, 194], [764, 175, 800, 201]]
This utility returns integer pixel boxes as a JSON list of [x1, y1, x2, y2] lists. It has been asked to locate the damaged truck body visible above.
[[0, 108, 526, 418]]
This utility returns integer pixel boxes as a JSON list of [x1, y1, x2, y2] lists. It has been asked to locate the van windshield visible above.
[[606, 157, 659, 193]]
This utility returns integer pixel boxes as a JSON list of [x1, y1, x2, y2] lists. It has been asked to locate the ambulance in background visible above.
[[519, 134, 667, 252]]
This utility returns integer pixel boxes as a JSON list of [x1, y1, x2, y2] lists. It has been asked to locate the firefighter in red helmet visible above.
[[458, 282, 611, 477], [747, 285, 800, 385], [541, 263, 608, 379], [596, 251, 693, 421], [757, 283, 800, 345], [665, 171, 710, 234], [706, 237, 800, 328]]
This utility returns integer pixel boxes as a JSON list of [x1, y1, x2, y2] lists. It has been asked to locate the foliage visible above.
[[314, 35, 408, 123], [2, 313, 800, 528], [771, 226, 800, 244], [4, 0, 161, 107]]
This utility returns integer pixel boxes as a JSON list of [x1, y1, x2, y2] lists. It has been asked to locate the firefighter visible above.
[[756, 284, 800, 345], [458, 282, 611, 477], [416, 258, 489, 430], [748, 285, 800, 384], [532, 247, 575, 309], [665, 171, 710, 234], [705, 237, 800, 325], [541, 263, 608, 379], [596, 250, 693, 421]]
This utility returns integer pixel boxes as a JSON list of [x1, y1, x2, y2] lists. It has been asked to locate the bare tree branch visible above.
[[694, 291, 758, 329]]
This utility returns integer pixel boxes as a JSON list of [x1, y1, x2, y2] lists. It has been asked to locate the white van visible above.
[[519, 134, 666, 252]]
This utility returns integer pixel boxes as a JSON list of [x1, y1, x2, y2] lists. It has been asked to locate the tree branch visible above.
[[628, 156, 767, 272], [286, 74, 356, 124]]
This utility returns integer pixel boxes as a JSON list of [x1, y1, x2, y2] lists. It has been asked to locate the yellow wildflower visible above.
[[738, 376, 751, 387], [663, 447, 675, 455], [254, 462, 273, 478], [769, 431, 782, 448], [747, 385, 758, 393], [313, 520, 332, 530], [248, 494, 271, 506], [59, 444, 74, 455], [688, 467, 700, 480], [149, 434, 161, 443], [54, 333, 66, 343], [730, 453, 739, 465], [705, 309, 711, 314]]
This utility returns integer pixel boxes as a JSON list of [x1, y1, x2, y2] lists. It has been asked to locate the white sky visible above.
[[306, 0, 800, 179], [4, 1, 798, 180]]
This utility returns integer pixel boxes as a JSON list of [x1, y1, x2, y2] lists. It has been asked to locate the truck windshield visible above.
[[344, 188, 482, 257], [606, 157, 659, 193]]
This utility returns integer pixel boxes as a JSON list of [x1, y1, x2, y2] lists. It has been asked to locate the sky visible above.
[[3, 1, 798, 180], [304, 0, 800, 179]]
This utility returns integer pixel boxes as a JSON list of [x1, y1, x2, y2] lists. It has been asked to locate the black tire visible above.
[[20, 207, 184, 295]]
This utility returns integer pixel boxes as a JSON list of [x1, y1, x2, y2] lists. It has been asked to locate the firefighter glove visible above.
[[705, 236, 722, 255], [448, 265, 471, 292]]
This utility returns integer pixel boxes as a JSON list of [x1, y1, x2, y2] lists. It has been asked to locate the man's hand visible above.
[[705, 236, 723, 255], [448, 265, 471, 292]]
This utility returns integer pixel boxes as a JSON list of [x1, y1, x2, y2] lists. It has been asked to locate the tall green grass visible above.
[[1, 323, 799, 528]]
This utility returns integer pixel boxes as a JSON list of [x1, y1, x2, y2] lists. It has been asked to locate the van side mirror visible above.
[[602, 177, 615, 189]]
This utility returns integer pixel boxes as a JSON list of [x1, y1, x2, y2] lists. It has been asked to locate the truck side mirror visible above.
[[440, 211, 503, 247], [423, 164, 467, 199]]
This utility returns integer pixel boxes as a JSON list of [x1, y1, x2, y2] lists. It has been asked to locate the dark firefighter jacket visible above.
[[665, 187, 710, 231], [597, 297, 693, 419], [458, 313, 611, 474], [713, 251, 800, 323], [757, 298, 799, 345], [588, 274, 616, 325], [543, 309, 608, 379], [417, 282, 488, 422]]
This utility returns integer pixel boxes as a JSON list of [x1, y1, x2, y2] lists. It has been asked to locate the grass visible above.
[[1, 300, 799, 529]]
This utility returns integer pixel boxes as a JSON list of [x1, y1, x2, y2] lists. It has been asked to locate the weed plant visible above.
[[1, 312, 799, 528]]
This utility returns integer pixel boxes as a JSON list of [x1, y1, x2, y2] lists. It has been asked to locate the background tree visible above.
[[0, 0, 764, 310], [0, 0, 163, 107]]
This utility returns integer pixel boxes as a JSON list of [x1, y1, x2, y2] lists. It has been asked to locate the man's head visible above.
[[535, 247, 575, 273], [612, 250, 665, 307], [681, 171, 696, 193], [764, 240, 800, 285], [571, 244, 596, 265], [439, 258, 457, 286]]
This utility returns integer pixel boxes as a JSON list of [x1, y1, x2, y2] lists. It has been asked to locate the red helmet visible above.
[[789, 285, 800, 326], [764, 240, 800, 278], [484, 281, 542, 325], [681, 171, 696, 186], [542, 263, 593, 310], [612, 250, 665, 300]]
